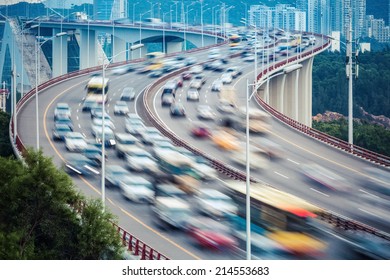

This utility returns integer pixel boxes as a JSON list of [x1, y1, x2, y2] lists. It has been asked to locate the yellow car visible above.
[[211, 130, 241, 151]]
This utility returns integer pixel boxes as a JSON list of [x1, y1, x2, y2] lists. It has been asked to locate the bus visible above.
[[84, 76, 109, 105], [140, 52, 165, 72], [277, 34, 301, 50], [229, 34, 241, 47], [223, 180, 327, 257]]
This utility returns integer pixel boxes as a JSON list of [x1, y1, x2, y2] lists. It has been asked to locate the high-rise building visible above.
[[93, 0, 126, 20], [367, 16, 389, 43], [249, 4, 306, 32], [344, 0, 366, 39]]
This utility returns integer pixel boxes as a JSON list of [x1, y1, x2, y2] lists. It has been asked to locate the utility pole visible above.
[[345, 10, 359, 148]]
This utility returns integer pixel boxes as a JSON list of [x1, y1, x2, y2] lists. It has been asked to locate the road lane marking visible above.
[[310, 188, 330, 197], [274, 171, 288, 179], [287, 158, 300, 165]]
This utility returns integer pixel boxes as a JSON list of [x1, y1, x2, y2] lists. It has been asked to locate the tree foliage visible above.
[[0, 149, 124, 259], [312, 120, 390, 156], [312, 50, 390, 117], [0, 111, 13, 157]]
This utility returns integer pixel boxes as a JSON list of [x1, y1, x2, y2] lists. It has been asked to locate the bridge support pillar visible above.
[[80, 29, 97, 69], [113, 37, 127, 62], [52, 29, 68, 77], [166, 42, 182, 54], [283, 69, 301, 119], [298, 57, 314, 127]]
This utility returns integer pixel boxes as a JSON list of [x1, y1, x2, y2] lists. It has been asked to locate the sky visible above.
[[0, 0, 41, 4]]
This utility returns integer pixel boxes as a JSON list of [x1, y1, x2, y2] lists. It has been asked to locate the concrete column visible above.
[[113, 36, 127, 63], [80, 28, 97, 69], [166, 41, 182, 54], [268, 77, 280, 110], [283, 72, 294, 117], [52, 29, 67, 77], [278, 74, 286, 113], [294, 69, 300, 120]]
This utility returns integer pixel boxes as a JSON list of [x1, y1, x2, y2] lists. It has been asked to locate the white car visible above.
[[92, 115, 115, 130], [65, 132, 88, 152], [187, 88, 200, 101], [196, 188, 238, 218], [119, 175, 154, 203], [113, 101, 130, 115], [120, 87, 136, 101], [189, 65, 203, 74], [221, 73, 233, 84], [125, 148, 159, 173], [115, 132, 141, 158], [196, 105, 216, 120], [91, 123, 114, 137], [226, 67, 242, 78], [211, 79, 223, 92], [54, 102, 71, 120]]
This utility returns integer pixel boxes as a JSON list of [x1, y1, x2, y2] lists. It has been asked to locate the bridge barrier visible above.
[[141, 37, 390, 243], [252, 38, 390, 167]]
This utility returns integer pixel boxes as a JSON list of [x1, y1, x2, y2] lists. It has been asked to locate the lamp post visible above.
[[184, 8, 194, 51], [133, 2, 139, 24], [35, 32, 67, 150], [199, 0, 208, 47], [162, 11, 172, 54], [241, 1, 248, 28], [101, 45, 143, 210], [245, 64, 302, 260], [139, 11, 149, 57]]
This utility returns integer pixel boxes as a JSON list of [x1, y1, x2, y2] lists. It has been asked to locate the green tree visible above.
[[0, 111, 13, 157], [0, 148, 124, 259]]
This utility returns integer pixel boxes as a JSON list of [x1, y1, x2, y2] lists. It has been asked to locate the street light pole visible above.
[[133, 2, 139, 24], [163, 11, 172, 54]]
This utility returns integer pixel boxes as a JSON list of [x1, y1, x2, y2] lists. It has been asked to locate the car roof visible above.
[[121, 175, 151, 184]]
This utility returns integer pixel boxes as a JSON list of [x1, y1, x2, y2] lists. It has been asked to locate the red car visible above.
[[181, 71, 192, 80], [191, 122, 211, 138], [188, 217, 237, 250]]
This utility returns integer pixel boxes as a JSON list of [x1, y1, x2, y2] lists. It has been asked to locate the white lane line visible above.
[[76, 116, 79, 120], [82, 133, 87, 138], [310, 188, 330, 197], [358, 208, 376, 216], [79, 103, 82, 107], [76, 109, 79, 113], [274, 171, 288, 179], [78, 124, 81, 128], [359, 189, 380, 199], [287, 158, 300, 165]]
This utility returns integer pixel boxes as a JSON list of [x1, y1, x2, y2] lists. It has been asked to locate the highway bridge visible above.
[[7, 19, 390, 260]]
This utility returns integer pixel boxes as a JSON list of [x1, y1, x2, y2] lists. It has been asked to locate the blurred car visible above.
[[64, 132, 88, 152], [188, 217, 237, 250], [148, 69, 164, 78], [189, 79, 202, 90], [120, 87, 136, 101], [161, 93, 175, 106], [189, 65, 203, 74], [54, 114, 74, 131], [208, 49, 221, 59], [243, 55, 255, 62], [186, 88, 200, 101], [105, 165, 131, 188], [119, 175, 154, 203], [90, 104, 104, 119], [63, 154, 100, 176], [154, 183, 188, 200], [52, 123, 73, 141], [221, 73, 233, 84], [211, 129, 240, 150], [196, 105, 216, 120], [54, 102, 71, 120], [211, 79, 223, 92], [191, 121, 212, 138], [301, 163, 351, 192], [231, 149, 269, 171], [196, 188, 238, 218], [91, 123, 114, 138], [226, 66, 242, 78], [114, 132, 140, 158], [82, 144, 104, 167], [94, 128, 116, 148], [173, 76, 183, 87], [125, 148, 158, 173], [152, 197, 192, 230], [125, 121, 146, 136], [217, 100, 237, 114], [185, 57, 197, 65], [92, 114, 115, 130], [139, 127, 163, 146], [194, 74, 206, 85], [181, 71, 192, 80], [112, 65, 134, 75], [210, 60, 224, 72], [113, 101, 130, 115], [256, 138, 285, 159], [82, 99, 98, 112], [170, 102, 186, 117]]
